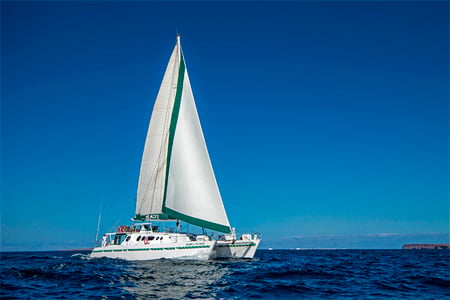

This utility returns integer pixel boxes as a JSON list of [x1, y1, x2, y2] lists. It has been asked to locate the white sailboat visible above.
[[90, 36, 260, 260]]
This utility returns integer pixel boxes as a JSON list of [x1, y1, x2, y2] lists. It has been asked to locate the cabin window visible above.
[[125, 236, 131, 242], [148, 236, 155, 241], [156, 237, 159, 240], [114, 234, 127, 245], [137, 236, 141, 241]]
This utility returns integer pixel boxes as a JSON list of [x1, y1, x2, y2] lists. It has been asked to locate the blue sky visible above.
[[2, 1, 449, 250]]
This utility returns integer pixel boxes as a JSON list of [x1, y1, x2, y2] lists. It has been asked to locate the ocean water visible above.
[[1, 249, 449, 299]]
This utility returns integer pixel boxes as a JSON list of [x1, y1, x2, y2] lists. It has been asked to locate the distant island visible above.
[[402, 244, 449, 250]]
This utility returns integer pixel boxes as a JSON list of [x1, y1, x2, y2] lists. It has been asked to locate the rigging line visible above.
[[138, 104, 164, 213], [141, 42, 180, 215], [141, 87, 171, 210], [149, 44, 180, 214], [107, 218, 123, 234]]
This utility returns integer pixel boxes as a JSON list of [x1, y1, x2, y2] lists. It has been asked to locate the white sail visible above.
[[135, 41, 179, 219], [135, 36, 231, 233]]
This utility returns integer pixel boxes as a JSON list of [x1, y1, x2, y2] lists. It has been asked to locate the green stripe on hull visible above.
[[91, 245, 210, 253], [217, 243, 256, 248], [128, 248, 150, 251]]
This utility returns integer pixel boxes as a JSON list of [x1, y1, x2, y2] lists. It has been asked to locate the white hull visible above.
[[213, 237, 261, 259], [90, 231, 214, 261]]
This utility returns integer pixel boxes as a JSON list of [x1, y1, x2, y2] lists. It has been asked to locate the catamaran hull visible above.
[[213, 239, 261, 259], [90, 241, 214, 261]]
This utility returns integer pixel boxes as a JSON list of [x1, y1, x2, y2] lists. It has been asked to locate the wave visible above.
[[1, 249, 449, 299]]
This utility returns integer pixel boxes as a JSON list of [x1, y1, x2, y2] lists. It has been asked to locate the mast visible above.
[[135, 36, 231, 233]]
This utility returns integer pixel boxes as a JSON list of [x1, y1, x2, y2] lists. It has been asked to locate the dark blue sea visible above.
[[1, 250, 449, 299]]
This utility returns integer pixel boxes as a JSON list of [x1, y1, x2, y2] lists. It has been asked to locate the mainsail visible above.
[[135, 36, 231, 233]]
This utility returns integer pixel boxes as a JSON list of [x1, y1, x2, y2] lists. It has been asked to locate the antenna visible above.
[[94, 204, 103, 247]]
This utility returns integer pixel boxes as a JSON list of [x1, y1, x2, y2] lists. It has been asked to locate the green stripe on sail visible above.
[[164, 207, 231, 233], [161, 49, 185, 210], [160, 48, 231, 235]]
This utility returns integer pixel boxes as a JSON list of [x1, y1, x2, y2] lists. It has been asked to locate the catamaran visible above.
[[90, 36, 260, 260]]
